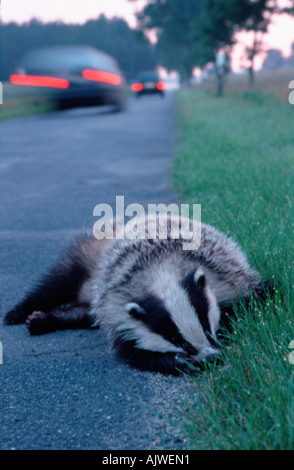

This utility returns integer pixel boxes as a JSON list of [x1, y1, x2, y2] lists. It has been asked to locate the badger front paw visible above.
[[26, 311, 53, 335]]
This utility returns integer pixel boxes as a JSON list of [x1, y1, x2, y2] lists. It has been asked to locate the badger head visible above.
[[115, 268, 221, 375]]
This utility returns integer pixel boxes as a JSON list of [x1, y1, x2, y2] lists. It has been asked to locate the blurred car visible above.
[[10, 45, 126, 110], [131, 72, 165, 97]]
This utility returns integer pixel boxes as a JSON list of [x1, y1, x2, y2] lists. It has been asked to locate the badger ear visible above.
[[194, 268, 206, 289], [126, 302, 146, 318]]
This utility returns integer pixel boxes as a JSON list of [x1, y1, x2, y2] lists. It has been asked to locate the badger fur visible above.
[[3, 215, 269, 375]]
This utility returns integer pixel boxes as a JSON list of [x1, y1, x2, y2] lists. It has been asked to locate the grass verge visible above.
[[173, 87, 294, 449], [0, 83, 55, 120]]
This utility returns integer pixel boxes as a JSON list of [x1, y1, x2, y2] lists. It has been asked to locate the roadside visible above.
[[0, 82, 56, 120], [172, 83, 294, 449]]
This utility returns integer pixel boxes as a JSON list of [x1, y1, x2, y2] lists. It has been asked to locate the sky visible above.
[[2, 0, 294, 72], [1, 0, 143, 27]]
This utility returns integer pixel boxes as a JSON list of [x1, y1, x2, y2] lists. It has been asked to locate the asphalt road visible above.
[[0, 93, 193, 450]]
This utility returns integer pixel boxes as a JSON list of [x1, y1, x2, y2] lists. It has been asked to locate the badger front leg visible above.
[[25, 302, 93, 335], [3, 234, 109, 326], [3, 257, 90, 325]]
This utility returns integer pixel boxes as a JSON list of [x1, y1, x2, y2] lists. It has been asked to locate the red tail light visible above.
[[131, 83, 143, 92], [157, 81, 165, 91], [82, 69, 122, 86], [10, 74, 69, 89]]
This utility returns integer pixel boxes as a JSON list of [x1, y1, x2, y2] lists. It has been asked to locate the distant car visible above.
[[131, 72, 165, 97], [10, 45, 126, 110]]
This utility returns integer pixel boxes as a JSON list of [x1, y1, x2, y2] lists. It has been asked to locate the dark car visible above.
[[10, 45, 126, 110], [131, 72, 165, 97]]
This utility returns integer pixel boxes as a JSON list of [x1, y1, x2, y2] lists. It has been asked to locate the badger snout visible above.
[[204, 350, 222, 364], [176, 347, 222, 371], [199, 347, 222, 364]]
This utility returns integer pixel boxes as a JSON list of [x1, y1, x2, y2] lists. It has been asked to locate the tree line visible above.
[[0, 15, 158, 81], [262, 43, 294, 70], [1, 2, 293, 94], [130, 0, 293, 94]]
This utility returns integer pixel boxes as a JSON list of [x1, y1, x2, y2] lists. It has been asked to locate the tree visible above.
[[130, 0, 288, 91], [191, 0, 236, 95], [236, 0, 278, 87], [130, 0, 203, 80], [196, 0, 279, 88]]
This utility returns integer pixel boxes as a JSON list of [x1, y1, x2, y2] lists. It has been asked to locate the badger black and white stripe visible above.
[[3, 215, 269, 375]]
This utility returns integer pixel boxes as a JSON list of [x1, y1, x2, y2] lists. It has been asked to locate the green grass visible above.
[[0, 83, 55, 120], [173, 87, 294, 449]]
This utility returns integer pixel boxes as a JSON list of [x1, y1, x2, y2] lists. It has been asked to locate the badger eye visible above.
[[194, 269, 206, 289], [126, 302, 146, 319]]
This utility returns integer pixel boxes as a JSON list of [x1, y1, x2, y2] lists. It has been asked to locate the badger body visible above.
[[3, 215, 266, 374]]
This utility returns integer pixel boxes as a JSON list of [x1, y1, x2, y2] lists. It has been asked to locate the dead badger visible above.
[[3, 215, 269, 374]]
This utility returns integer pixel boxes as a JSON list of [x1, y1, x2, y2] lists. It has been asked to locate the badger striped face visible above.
[[124, 268, 221, 366]]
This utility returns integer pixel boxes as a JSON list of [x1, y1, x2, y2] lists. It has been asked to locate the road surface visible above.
[[0, 93, 192, 450]]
